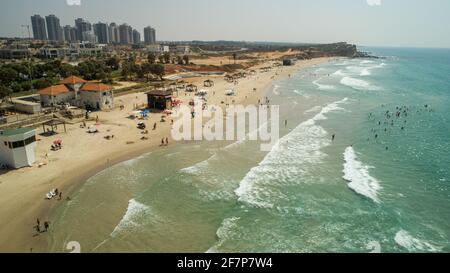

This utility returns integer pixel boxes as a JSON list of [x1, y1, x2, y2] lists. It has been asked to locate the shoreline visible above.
[[0, 57, 338, 253]]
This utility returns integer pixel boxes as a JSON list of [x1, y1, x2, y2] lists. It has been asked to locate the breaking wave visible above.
[[235, 98, 349, 208], [342, 146, 381, 203], [395, 230, 440, 252], [313, 79, 335, 90]]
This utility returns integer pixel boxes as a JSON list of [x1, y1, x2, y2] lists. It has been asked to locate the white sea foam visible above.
[[360, 68, 371, 76], [235, 98, 349, 208], [180, 154, 216, 174], [342, 146, 381, 203], [111, 199, 152, 237], [304, 105, 322, 114], [293, 89, 311, 98], [206, 217, 240, 253], [367, 241, 382, 253], [395, 230, 440, 252], [313, 79, 335, 90], [340, 76, 376, 90], [332, 69, 347, 77], [361, 60, 374, 64]]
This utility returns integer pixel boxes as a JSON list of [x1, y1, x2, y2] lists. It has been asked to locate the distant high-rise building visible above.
[[45, 14, 63, 41], [93, 22, 109, 44], [109, 23, 120, 44], [31, 15, 47, 40], [82, 31, 98, 44], [119, 24, 133, 44], [132, 29, 141, 44], [63, 25, 77, 42], [144, 26, 156, 44], [75, 18, 92, 41]]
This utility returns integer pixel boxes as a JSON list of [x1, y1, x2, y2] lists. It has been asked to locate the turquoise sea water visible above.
[[49, 47, 450, 253]]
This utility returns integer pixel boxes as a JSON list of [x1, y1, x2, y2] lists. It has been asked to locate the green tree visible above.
[[106, 56, 120, 70], [147, 53, 156, 64], [163, 52, 171, 64], [121, 63, 131, 81], [149, 64, 165, 80], [0, 67, 19, 84], [0, 85, 12, 103], [158, 55, 164, 64], [34, 78, 54, 90]]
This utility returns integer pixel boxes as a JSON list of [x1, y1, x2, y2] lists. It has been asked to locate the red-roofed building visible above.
[[38, 76, 114, 110], [79, 83, 114, 110], [38, 84, 73, 106]]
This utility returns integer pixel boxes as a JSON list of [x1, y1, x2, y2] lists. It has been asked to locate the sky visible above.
[[0, 0, 449, 48]]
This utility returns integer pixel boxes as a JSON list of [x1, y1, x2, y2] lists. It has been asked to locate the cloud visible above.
[[366, 0, 382, 6], [66, 0, 81, 6]]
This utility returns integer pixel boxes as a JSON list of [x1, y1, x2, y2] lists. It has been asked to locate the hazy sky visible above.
[[1, 0, 449, 48]]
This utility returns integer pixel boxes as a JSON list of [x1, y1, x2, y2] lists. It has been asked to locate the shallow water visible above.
[[49, 47, 450, 253]]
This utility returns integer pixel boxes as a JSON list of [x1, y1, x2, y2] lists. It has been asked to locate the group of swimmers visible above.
[[367, 104, 434, 150]]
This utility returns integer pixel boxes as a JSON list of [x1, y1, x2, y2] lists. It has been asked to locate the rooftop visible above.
[[38, 84, 70, 96], [81, 83, 113, 92], [146, 89, 173, 97], [0, 128, 35, 137], [59, 76, 87, 85]]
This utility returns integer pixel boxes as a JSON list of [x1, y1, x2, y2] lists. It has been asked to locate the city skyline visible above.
[[1, 0, 450, 48], [28, 13, 155, 44]]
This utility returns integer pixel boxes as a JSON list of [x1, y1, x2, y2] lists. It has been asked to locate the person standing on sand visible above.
[[44, 222, 49, 232], [161, 138, 164, 146], [59, 192, 62, 200], [166, 137, 169, 145]]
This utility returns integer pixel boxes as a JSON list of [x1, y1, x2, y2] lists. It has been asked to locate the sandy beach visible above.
[[0, 57, 336, 253]]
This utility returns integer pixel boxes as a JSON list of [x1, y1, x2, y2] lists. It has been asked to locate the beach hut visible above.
[[283, 59, 296, 66], [204, 79, 214, 87], [186, 84, 198, 92], [146, 89, 173, 111]]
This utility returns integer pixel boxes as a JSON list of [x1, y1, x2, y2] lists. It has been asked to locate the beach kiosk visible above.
[[0, 128, 37, 169], [146, 89, 173, 111]]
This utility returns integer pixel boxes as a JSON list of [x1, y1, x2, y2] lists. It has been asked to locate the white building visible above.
[[79, 83, 114, 110], [12, 95, 42, 114], [146, 44, 170, 54], [38, 76, 114, 110], [0, 128, 37, 169]]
